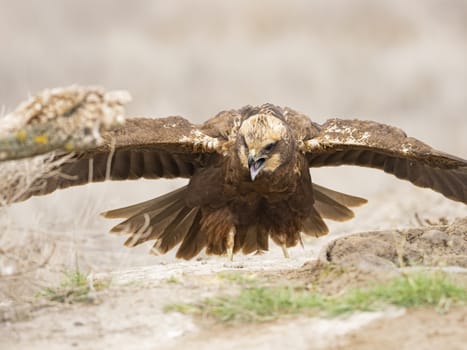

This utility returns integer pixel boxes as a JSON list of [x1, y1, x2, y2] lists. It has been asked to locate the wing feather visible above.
[[102, 186, 188, 219], [312, 184, 367, 207], [305, 119, 467, 204], [19, 117, 221, 200], [153, 207, 199, 254], [175, 210, 205, 260]]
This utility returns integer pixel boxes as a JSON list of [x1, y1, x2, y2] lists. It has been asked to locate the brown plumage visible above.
[[21, 104, 467, 259]]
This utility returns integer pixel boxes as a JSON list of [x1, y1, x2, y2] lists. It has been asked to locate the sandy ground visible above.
[[1, 219, 466, 350], [1, 1, 467, 349]]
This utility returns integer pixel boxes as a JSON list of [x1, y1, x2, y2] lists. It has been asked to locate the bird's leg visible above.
[[226, 228, 236, 262], [274, 233, 290, 259], [281, 244, 290, 259]]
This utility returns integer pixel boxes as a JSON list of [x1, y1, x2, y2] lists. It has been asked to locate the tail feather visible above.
[[242, 226, 258, 255], [257, 229, 269, 252], [234, 227, 247, 254], [101, 183, 368, 259], [152, 207, 199, 254], [102, 186, 203, 256], [241, 225, 269, 254], [313, 189, 355, 221], [101, 186, 188, 219], [313, 184, 367, 207], [302, 207, 329, 237], [122, 200, 185, 247], [312, 183, 367, 222], [175, 210, 206, 260], [112, 197, 183, 235]]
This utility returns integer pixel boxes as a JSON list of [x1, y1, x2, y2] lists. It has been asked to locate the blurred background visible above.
[[1, 0, 466, 271]]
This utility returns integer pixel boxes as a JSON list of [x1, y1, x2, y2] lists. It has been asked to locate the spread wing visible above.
[[305, 119, 467, 204], [21, 116, 222, 200]]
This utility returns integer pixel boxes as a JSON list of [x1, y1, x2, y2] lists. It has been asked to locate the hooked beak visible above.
[[248, 155, 266, 181]]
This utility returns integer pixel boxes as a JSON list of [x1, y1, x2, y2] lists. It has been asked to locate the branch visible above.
[[0, 86, 131, 161]]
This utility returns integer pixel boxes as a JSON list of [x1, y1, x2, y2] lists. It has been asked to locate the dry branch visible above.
[[0, 86, 130, 205], [0, 86, 130, 161]]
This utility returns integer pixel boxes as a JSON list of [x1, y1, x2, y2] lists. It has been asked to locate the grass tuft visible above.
[[216, 272, 261, 285], [165, 271, 466, 323], [165, 276, 180, 284], [38, 269, 108, 304]]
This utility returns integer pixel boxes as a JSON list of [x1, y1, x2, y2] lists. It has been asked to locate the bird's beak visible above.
[[248, 155, 266, 181]]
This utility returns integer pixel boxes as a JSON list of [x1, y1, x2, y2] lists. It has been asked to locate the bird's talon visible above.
[[227, 247, 234, 262]]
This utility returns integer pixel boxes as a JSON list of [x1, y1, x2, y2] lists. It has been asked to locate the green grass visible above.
[[39, 269, 108, 303], [165, 272, 467, 323], [216, 271, 261, 284], [165, 276, 180, 284]]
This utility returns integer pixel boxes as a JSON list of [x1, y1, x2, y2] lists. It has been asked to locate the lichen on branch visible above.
[[0, 86, 130, 161]]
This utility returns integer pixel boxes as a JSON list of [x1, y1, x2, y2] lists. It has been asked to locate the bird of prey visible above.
[[24, 104, 467, 260]]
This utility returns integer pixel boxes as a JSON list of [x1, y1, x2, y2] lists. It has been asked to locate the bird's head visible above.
[[237, 112, 294, 181]]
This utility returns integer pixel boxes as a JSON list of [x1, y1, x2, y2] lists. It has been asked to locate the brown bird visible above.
[[25, 104, 467, 260]]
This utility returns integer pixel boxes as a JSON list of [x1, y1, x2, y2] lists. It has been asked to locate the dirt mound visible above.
[[321, 217, 467, 270]]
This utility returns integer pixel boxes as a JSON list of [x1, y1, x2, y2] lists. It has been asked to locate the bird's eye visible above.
[[263, 141, 277, 152]]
